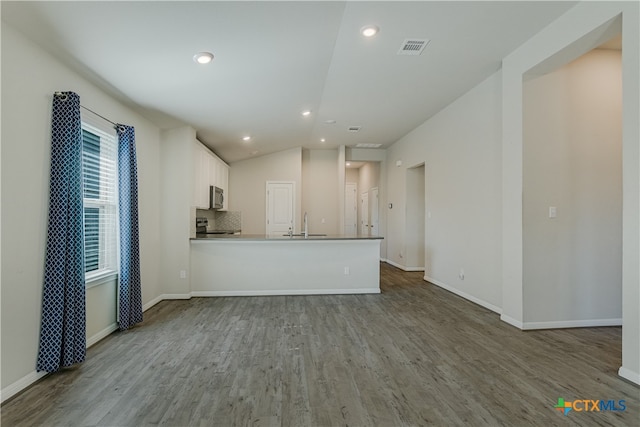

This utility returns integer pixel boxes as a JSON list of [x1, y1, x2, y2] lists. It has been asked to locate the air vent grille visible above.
[[347, 126, 362, 132], [355, 143, 382, 148], [398, 39, 430, 56]]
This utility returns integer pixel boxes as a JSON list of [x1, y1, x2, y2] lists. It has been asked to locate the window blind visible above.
[[81, 116, 118, 279]]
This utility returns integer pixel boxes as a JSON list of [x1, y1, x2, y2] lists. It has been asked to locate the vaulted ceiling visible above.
[[2, 1, 577, 163]]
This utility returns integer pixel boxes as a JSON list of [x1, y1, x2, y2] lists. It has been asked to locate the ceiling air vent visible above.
[[355, 143, 382, 148], [398, 39, 430, 56], [347, 126, 362, 132]]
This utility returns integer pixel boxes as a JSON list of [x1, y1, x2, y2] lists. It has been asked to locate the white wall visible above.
[[159, 126, 195, 297], [386, 71, 503, 312], [502, 2, 639, 384], [1, 23, 163, 396], [229, 147, 302, 234], [302, 149, 339, 234], [86, 279, 117, 341], [405, 165, 425, 270], [358, 163, 380, 201], [523, 49, 622, 325], [345, 168, 359, 184]]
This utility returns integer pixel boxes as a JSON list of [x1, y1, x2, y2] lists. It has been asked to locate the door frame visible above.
[[370, 187, 379, 236], [265, 181, 296, 235], [360, 191, 369, 236], [345, 182, 358, 235]]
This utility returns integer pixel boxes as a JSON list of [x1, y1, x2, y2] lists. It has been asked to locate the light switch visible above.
[[549, 206, 557, 218]]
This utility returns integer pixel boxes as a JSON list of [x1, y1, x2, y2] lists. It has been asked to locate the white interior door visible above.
[[370, 187, 379, 236], [361, 192, 369, 235], [345, 182, 357, 235], [266, 181, 294, 236]]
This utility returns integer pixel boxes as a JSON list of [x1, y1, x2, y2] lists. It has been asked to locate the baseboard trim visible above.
[[142, 295, 164, 312], [86, 323, 118, 348], [3, 322, 123, 403], [159, 293, 192, 300], [1, 370, 49, 404], [425, 275, 502, 314], [500, 314, 524, 329], [2, 322, 122, 403], [385, 259, 425, 272], [384, 259, 405, 270], [618, 366, 640, 385], [522, 318, 623, 330], [191, 288, 381, 297], [3, 294, 187, 403]]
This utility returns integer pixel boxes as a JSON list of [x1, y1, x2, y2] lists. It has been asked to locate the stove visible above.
[[196, 217, 239, 235]]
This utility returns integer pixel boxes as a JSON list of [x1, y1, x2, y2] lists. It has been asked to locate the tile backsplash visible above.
[[215, 211, 242, 231], [196, 209, 242, 231]]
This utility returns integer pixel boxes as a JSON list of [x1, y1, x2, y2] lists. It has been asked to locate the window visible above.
[[81, 120, 118, 281]]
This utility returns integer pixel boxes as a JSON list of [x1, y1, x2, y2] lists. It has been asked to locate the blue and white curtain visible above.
[[37, 91, 86, 372], [37, 93, 144, 372], [116, 125, 143, 330]]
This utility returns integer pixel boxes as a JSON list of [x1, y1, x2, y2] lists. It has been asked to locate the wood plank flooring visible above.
[[2, 263, 638, 426]]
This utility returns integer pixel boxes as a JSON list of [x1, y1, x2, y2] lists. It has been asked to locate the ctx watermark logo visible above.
[[554, 398, 626, 416]]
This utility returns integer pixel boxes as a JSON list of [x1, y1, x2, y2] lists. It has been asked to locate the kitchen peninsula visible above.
[[190, 234, 383, 296]]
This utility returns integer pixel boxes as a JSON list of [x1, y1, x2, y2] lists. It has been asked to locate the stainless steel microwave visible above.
[[210, 186, 223, 210]]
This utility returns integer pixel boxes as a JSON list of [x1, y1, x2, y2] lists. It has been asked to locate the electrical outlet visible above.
[[344, 267, 350, 275], [180, 270, 187, 279], [459, 268, 465, 280]]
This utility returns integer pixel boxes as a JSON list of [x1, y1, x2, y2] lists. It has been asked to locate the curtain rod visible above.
[[54, 91, 123, 130]]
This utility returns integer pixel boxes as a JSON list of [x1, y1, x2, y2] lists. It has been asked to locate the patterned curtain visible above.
[[116, 125, 143, 330], [36, 91, 86, 372]]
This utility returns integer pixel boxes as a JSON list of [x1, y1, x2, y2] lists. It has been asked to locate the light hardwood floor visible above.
[[2, 263, 638, 426]]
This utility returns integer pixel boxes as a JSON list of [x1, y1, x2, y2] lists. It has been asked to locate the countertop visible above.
[[191, 233, 383, 241]]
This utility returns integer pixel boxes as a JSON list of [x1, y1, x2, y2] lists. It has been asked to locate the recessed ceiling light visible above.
[[301, 110, 312, 117], [193, 52, 214, 64], [361, 25, 379, 37], [320, 138, 326, 143], [242, 136, 251, 141], [346, 162, 351, 166]]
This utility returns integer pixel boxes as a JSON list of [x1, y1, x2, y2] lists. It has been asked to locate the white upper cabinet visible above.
[[192, 140, 229, 210], [209, 155, 218, 189], [216, 159, 229, 211], [192, 141, 210, 209]]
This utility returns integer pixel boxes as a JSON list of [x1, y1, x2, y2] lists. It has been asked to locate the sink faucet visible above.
[[303, 212, 308, 238]]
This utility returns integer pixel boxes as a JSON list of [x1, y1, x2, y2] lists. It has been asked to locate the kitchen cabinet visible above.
[[215, 159, 229, 210], [192, 140, 229, 210], [192, 141, 210, 209], [208, 155, 218, 191]]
